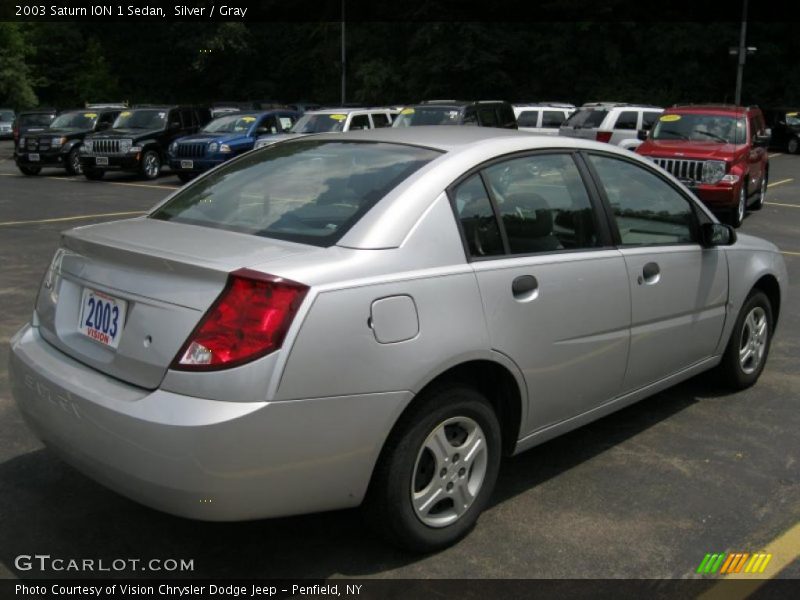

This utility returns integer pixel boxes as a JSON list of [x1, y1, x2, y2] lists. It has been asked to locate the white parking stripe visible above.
[[767, 178, 793, 188], [0, 211, 147, 227], [768, 152, 783, 158]]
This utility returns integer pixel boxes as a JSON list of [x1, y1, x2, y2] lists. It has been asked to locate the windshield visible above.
[[150, 141, 441, 246], [392, 107, 464, 127], [50, 111, 99, 130], [786, 112, 800, 126], [203, 114, 259, 134], [113, 109, 167, 130], [20, 113, 55, 127], [563, 108, 608, 129], [0, 110, 14, 122], [652, 113, 746, 144], [290, 114, 348, 134]]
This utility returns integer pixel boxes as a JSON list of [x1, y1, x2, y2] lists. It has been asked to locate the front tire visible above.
[[65, 146, 83, 176], [18, 164, 41, 176], [365, 384, 501, 553], [140, 150, 161, 180], [752, 171, 767, 211], [717, 290, 773, 390], [728, 184, 746, 228]]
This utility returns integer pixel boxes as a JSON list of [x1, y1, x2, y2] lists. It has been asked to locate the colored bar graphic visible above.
[[698, 552, 773, 575]]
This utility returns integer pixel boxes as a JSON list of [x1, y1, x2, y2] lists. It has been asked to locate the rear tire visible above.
[[65, 146, 83, 176], [364, 384, 501, 553], [717, 290, 773, 390], [18, 164, 41, 176], [83, 169, 105, 180], [788, 137, 799, 154]]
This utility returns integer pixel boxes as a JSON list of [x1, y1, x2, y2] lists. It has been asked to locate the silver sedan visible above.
[[9, 127, 787, 552]]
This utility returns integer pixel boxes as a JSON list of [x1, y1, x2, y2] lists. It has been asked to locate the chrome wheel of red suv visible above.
[[732, 185, 746, 228]]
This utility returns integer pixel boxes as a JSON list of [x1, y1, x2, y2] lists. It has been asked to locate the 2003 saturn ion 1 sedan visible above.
[[10, 127, 788, 552]]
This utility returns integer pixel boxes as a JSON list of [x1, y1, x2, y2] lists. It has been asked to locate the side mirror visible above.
[[637, 129, 648, 141], [701, 222, 737, 247]]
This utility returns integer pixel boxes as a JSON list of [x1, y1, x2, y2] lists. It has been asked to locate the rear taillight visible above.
[[596, 131, 613, 143], [172, 268, 308, 371]]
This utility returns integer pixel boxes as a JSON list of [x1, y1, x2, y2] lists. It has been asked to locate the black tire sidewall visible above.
[[140, 150, 160, 179], [18, 164, 41, 176], [65, 147, 82, 175], [721, 291, 773, 389], [369, 385, 502, 553]]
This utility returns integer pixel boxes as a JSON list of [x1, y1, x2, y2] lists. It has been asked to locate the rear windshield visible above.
[[150, 141, 442, 246], [290, 113, 348, 134], [564, 108, 608, 129], [785, 111, 800, 126], [393, 106, 464, 127]]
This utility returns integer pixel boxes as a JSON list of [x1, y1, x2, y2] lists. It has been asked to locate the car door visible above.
[[585, 152, 729, 392], [450, 152, 631, 434], [610, 110, 639, 145]]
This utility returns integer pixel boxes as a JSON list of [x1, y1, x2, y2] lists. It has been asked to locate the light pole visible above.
[[341, 0, 346, 106], [734, 0, 748, 105]]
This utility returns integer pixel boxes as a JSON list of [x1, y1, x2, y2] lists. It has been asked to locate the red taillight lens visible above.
[[172, 268, 308, 371], [596, 131, 613, 143]]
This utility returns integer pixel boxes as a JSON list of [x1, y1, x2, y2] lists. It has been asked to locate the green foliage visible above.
[[0, 23, 38, 108]]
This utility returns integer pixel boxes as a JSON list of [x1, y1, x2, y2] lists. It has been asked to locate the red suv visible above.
[[636, 105, 770, 227]]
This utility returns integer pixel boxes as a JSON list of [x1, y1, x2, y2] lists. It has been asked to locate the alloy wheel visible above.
[[144, 153, 160, 178], [737, 186, 746, 224], [739, 306, 768, 375], [411, 416, 488, 528]]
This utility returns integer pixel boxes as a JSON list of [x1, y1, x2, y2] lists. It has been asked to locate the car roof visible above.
[[669, 104, 754, 116], [307, 107, 388, 115]]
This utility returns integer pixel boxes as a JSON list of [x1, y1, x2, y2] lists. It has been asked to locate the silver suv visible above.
[[559, 102, 663, 146]]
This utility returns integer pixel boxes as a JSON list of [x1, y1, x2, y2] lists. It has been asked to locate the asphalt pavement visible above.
[[0, 140, 798, 581]]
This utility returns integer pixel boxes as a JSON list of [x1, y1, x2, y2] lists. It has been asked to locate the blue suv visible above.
[[168, 110, 299, 182]]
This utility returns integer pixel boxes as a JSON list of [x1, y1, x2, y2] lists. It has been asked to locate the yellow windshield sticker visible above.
[[120, 111, 131, 117], [241, 117, 256, 122], [788, 112, 798, 117], [329, 114, 347, 121], [84, 113, 97, 118], [401, 108, 415, 115], [660, 114, 681, 122]]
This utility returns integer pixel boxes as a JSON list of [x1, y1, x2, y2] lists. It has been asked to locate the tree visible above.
[[0, 23, 38, 108]]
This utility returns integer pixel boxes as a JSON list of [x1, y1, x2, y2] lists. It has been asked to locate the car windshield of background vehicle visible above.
[[20, 113, 54, 126], [786, 112, 800, 126], [564, 109, 608, 128], [652, 114, 746, 144], [113, 109, 167, 129], [203, 114, 259, 134], [50, 111, 99, 130], [150, 141, 442, 246], [393, 107, 463, 127], [0, 110, 14, 121], [290, 114, 347, 134]]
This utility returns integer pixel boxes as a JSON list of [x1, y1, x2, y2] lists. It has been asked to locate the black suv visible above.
[[13, 108, 57, 147], [392, 100, 518, 129], [80, 106, 211, 180], [764, 107, 800, 154], [16, 107, 123, 176]]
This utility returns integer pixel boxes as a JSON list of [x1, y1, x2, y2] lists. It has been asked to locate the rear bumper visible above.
[[79, 154, 141, 172], [9, 324, 411, 521]]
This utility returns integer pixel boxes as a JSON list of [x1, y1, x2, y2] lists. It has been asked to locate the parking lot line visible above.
[[0, 211, 146, 227], [697, 521, 800, 600], [0, 172, 178, 190], [765, 201, 800, 209], [768, 153, 783, 158], [767, 178, 794, 188]]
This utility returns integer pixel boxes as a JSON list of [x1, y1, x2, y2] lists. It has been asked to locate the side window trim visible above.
[[445, 149, 616, 262], [580, 150, 704, 248]]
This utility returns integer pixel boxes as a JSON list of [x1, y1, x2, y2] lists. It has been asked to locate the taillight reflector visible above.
[[596, 131, 613, 143], [172, 268, 308, 371]]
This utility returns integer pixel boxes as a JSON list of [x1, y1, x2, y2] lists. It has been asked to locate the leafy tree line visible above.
[[2, 21, 798, 111]]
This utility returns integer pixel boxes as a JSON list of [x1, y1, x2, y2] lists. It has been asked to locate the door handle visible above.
[[638, 262, 661, 285], [512, 275, 539, 301]]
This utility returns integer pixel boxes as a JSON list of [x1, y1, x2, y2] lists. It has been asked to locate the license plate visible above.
[[95, 156, 109, 166], [78, 288, 127, 349], [180, 160, 193, 169], [28, 153, 40, 161]]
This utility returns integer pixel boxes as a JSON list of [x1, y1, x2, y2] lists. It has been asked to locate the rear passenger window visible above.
[[478, 107, 498, 127], [452, 174, 504, 257], [497, 104, 517, 128], [349, 114, 370, 130], [588, 154, 696, 245], [483, 154, 599, 253], [615, 111, 638, 130], [541, 111, 566, 128], [517, 111, 540, 127], [642, 111, 661, 130], [371, 113, 390, 128]]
